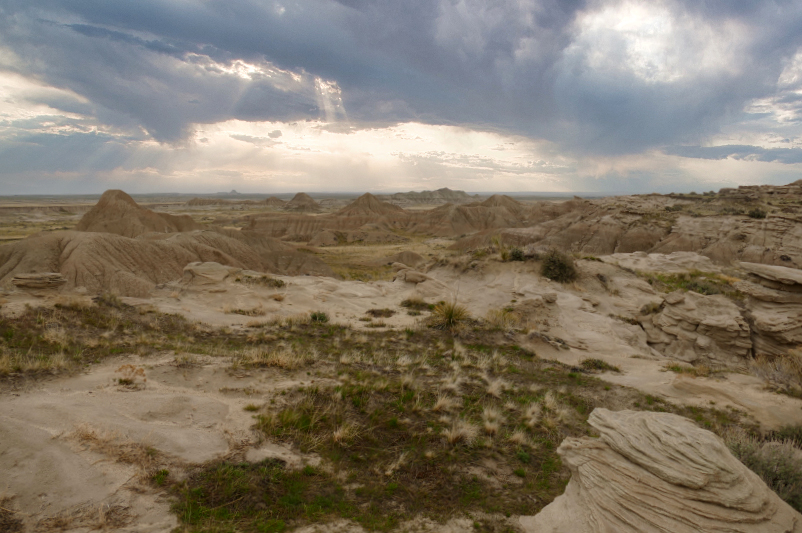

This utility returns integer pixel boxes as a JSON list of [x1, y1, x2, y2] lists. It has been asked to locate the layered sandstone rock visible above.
[[641, 291, 752, 367], [522, 409, 802, 533], [737, 262, 802, 357], [12, 272, 67, 289]]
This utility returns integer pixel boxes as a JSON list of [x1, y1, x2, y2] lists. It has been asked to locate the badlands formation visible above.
[[0, 184, 802, 531]]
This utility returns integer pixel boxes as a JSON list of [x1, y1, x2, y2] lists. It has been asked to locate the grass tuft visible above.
[[430, 301, 470, 330]]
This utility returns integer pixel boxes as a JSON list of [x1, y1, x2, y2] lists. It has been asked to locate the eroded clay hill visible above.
[[77, 190, 202, 237], [246, 192, 540, 243], [0, 193, 333, 296]]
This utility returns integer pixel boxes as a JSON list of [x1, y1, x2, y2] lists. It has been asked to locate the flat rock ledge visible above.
[[11, 272, 67, 289], [521, 408, 802, 533]]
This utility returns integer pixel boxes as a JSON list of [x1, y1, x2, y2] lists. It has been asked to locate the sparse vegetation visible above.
[[401, 296, 430, 311], [580, 358, 621, 373], [540, 249, 577, 283], [663, 363, 712, 378], [237, 274, 286, 288], [640, 270, 743, 299], [165, 328, 748, 533], [224, 304, 267, 316], [485, 308, 520, 331], [748, 207, 768, 219]]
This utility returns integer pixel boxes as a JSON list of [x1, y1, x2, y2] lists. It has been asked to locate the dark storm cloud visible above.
[[1, 0, 802, 159], [665, 145, 802, 164]]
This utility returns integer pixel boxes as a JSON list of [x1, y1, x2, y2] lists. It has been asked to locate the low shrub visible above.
[[366, 308, 395, 318], [310, 311, 329, 323], [748, 208, 767, 219], [540, 249, 577, 283], [400, 296, 429, 310], [580, 358, 620, 373], [726, 429, 802, 511]]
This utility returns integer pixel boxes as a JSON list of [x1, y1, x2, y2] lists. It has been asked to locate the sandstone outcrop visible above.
[[522, 408, 802, 532], [12, 272, 67, 289], [737, 262, 802, 357], [641, 291, 752, 367], [452, 183, 802, 268]]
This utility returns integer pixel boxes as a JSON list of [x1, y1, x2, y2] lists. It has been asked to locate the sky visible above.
[[1, 0, 802, 195]]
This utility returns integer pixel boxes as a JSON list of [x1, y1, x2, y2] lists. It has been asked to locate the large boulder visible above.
[[521, 409, 802, 532]]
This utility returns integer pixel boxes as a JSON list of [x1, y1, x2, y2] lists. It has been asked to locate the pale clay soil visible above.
[[2, 251, 801, 532]]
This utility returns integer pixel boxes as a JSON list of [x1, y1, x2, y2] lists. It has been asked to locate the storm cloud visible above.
[[1, 0, 802, 192]]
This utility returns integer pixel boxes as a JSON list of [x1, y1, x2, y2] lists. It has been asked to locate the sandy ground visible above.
[[2, 251, 801, 531]]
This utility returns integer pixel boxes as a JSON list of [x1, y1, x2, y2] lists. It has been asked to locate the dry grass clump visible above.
[[70, 424, 164, 474], [35, 502, 132, 532], [432, 393, 459, 412], [0, 349, 70, 376], [430, 301, 470, 330], [524, 402, 543, 427], [664, 362, 712, 378], [401, 296, 430, 311], [115, 364, 147, 389], [507, 430, 530, 447], [234, 346, 317, 370], [223, 304, 266, 317], [482, 406, 505, 436], [331, 422, 360, 445], [485, 308, 520, 331], [443, 418, 478, 446], [486, 377, 509, 398]]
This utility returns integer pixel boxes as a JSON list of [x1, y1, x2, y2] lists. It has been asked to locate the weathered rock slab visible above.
[[12, 272, 67, 289]]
